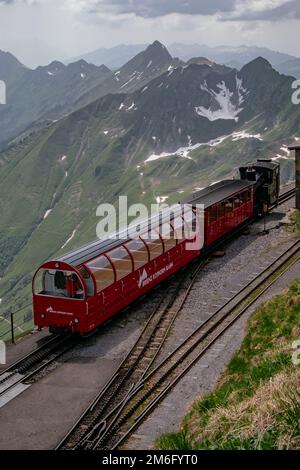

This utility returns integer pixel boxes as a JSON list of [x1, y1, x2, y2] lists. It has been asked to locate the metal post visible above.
[[10, 312, 15, 344], [288, 146, 300, 209]]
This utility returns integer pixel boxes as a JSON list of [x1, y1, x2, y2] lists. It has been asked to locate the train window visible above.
[[208, 205, 218, 223], [182, 209, 196, 239], [125, 239, 149, 270], [161, 223, 177, 251], [233, 196, 241, 209], [86, 255, 115, 292], [33, 269, 84, 299], [173, 216, 185, 241], [79, 267, 95, 296], [241, 191, 248, 203], [141, 231, 164, 261], [107, 246, 133, 281], [218, 202, 225, 218], [225, 199, 233, 213]]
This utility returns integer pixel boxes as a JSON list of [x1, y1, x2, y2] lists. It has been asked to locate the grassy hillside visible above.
[[156, 275, 300, 450], [0, 57, 299, 340]]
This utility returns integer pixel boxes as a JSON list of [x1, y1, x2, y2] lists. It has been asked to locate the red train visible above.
[[33, 160, 280, 335]]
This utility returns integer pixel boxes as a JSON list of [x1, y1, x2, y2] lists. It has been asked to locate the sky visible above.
[[0, 0, 300, 67]]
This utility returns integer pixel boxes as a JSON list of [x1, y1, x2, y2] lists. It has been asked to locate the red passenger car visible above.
[[33, 179, 255, 334]]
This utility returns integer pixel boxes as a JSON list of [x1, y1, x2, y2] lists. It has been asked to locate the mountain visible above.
[[276, 58, 300, 79], [0, 57, 299, 335], [0, 50, 25, 82], [0, 53, 112, 148], [0, 42, 178, 149], [74, 41, 180, 109], [72, 42, 298, 71]]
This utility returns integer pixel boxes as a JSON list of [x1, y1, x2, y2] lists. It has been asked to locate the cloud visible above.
[[98, 0, 238, 18], [228, 0, 300, 21], [1, 0, 298, 22]]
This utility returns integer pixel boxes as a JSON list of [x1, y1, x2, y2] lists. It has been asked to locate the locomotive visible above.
[[33, 159, 280, 335]]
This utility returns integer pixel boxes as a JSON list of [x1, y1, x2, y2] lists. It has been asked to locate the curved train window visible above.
[[141, 231, 164, 261], [34, 269, 84, 299], [160, 223, 177, 251], [125, 239, 149, 270], [182, 209, 196, 239], [107, 246, 133, 281], [86, 255, 115, 292], [79, 267, 95, 297], [173, 216, 185, 241]]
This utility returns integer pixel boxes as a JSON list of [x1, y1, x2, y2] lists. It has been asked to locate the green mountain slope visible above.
[[0, 57, 299, 338]]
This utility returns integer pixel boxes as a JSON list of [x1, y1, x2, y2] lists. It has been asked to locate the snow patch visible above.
[[80, 73, 86, 79], [119, 103, 125, 110], [147, 60, 153, 68], [272, 154, 289, 161], [232, 131, 262, 141], [60, 155, 67, 162], [103, 130, 109, 135], [44, 209, 52, 220], [127, 102, 136, 111], [47, 71, 54, 76], [61, 230, 76, 250], [195, 77, 247, 122], [156, 196, 169, 204], [141, 86, 148, 93], [280, 146, 290, 156], [145, 135, 229, 163]]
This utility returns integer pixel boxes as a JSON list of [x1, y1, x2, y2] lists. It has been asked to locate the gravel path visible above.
[[125, 200, 300, 450]]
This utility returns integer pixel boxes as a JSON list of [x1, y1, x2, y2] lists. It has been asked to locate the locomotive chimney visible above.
[[288, 145, 300, 209]]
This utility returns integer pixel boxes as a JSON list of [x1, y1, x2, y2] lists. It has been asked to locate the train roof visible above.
[[58, 204, 185, 267], [182, 179, 253, 208], [57, 179, 252, 267]]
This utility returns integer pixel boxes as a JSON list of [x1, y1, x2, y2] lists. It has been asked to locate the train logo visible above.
[[0, 340, 6, 365], [138, 269, 148, 288], [138, 263, 174, 289]]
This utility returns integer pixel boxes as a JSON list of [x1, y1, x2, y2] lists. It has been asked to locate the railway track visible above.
[[57, 236, 300, 450], [57, 259, 206, 450], [276, 187, 296, 206], [0, 333, 76, 405]]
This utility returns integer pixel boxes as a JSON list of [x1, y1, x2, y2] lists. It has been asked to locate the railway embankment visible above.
[[156, 213, 300, 450]]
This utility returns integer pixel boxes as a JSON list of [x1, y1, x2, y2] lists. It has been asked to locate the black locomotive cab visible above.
[[239, 159, 280, 215]]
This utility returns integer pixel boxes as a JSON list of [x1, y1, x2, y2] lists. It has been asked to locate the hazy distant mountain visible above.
[[71, 42, 298, 71], [0, 52, 112, 148], [276, 58, 300, 79], [168, 44, 296, 68], [68, 44, 147, 69]]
